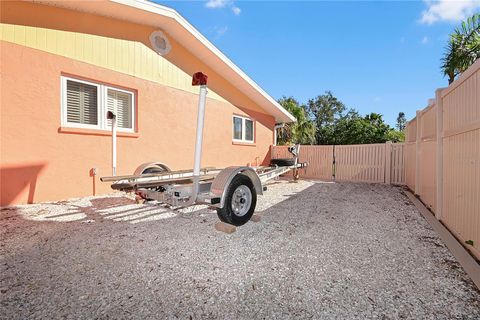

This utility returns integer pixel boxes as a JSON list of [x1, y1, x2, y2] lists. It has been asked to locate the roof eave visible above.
[[116, 0, 296, 123], [32, 0, 296, 123]]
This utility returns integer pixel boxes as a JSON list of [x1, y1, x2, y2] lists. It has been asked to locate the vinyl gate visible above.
[[271, 145, 334, 181], [271, 142, 405, 185]]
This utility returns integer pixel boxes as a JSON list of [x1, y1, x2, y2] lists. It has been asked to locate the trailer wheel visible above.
[[216, 174, 257, 226]]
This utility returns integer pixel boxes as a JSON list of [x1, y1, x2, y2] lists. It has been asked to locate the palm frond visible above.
[[441, 13, 480, 84]]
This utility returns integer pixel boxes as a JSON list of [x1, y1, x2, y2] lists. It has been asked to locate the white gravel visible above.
[[1, 180, 479, 319]]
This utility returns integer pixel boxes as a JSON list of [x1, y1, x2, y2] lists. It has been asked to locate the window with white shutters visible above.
[[66, 80, 98, 126], [232, 115, 255, 143], [61, 76, 135, 133], [107, 89, 133, 130]]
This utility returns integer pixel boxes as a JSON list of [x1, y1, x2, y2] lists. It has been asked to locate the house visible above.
[[0, 0, 295, 206]]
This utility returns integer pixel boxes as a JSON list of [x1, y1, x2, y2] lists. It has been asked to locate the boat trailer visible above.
[[101, 72, 307, 226]]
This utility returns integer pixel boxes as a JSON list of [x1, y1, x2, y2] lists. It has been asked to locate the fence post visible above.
[[435, 89, 444, 220], [385, 141, 392, 184], [414, 110, 422, 195]]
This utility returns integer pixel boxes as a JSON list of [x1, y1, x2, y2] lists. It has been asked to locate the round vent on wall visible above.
[[149, 30, 172, 56]]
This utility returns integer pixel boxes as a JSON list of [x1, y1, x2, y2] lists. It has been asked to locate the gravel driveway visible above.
[[1, 181, 479, 319]]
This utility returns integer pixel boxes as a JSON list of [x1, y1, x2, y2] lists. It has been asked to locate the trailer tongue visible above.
[[101, 72, 306, 226]]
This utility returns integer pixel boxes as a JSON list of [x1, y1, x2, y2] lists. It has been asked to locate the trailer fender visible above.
[[210, 166, 263, 208], [133, 162, 171, 175]]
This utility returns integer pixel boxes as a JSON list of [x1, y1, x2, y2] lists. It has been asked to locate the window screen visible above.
[[233, 117, 243, 140], [245, 119, 254, 141]]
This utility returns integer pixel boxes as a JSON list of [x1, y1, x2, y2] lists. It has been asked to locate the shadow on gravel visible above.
[[1, 182, 479, 319], [2, 180, 314, 225]]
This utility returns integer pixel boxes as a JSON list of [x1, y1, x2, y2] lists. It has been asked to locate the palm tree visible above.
[[277, 97, 316, 145], [442, 14, 480, 84]]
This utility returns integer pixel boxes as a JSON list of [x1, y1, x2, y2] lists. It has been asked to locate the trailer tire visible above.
[[270, 158, 296, 166], [216, 174, 257, 226]]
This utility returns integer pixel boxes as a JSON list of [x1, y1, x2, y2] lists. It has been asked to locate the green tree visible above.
[[441, 14, 480, 84], [328, 111, 405, 144], [277, 97, 316, 145], [396, 112, 406, 131], [334, 112, 390, 144], [306, 91, 346, 145], [280, 92, 404, 145], [386, 129, 405, 143]]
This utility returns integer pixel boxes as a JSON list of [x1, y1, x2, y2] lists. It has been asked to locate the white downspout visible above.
[[112, 116, 117, 176], [107, 111, 117, 176]]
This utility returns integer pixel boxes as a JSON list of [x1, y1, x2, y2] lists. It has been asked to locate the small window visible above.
[[107, 89, 133, 130], [245, 119, 253, 141], [61, 76, 135, 132], [232, 115, 254, 143], [65, 80, 99, 127], [233, 117, 243, 140]]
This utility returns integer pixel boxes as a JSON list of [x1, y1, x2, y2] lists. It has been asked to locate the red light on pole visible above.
[[192, 72, 208, 86]]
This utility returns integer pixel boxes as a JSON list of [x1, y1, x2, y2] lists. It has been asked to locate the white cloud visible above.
[[420, 0, 480, 24], [232, 6, 241, 15], [205, 0, 241, 15], [421, 36, 429, 44], [205, 0, 229, 9]]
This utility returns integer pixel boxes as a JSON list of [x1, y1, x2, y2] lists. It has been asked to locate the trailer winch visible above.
[[101, 72, 307, 226]]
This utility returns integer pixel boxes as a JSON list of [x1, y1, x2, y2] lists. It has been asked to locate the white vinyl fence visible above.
[[271, 141, 405, 185], [405, 59, 480, 260]]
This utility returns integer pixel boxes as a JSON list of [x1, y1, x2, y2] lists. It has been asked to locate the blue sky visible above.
[[157, 0, 480, 126]]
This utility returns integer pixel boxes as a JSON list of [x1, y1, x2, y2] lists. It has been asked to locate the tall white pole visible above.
[[193, 85, 207, 177], [112, 115, 117, 176], [182, 72, 208, 207]]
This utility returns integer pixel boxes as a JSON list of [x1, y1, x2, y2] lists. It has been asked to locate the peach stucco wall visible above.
[[0, 1, 268, 114], [0, 41, 275, 205]]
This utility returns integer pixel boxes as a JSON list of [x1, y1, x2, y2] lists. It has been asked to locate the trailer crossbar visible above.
[[101, 167, 220, 183], [258, 165, 298, 183], [111, 174, 218, 191]]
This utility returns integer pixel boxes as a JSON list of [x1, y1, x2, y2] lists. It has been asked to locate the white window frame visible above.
[[232, 115, 255, 143], [61, 76, 135, 133]]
